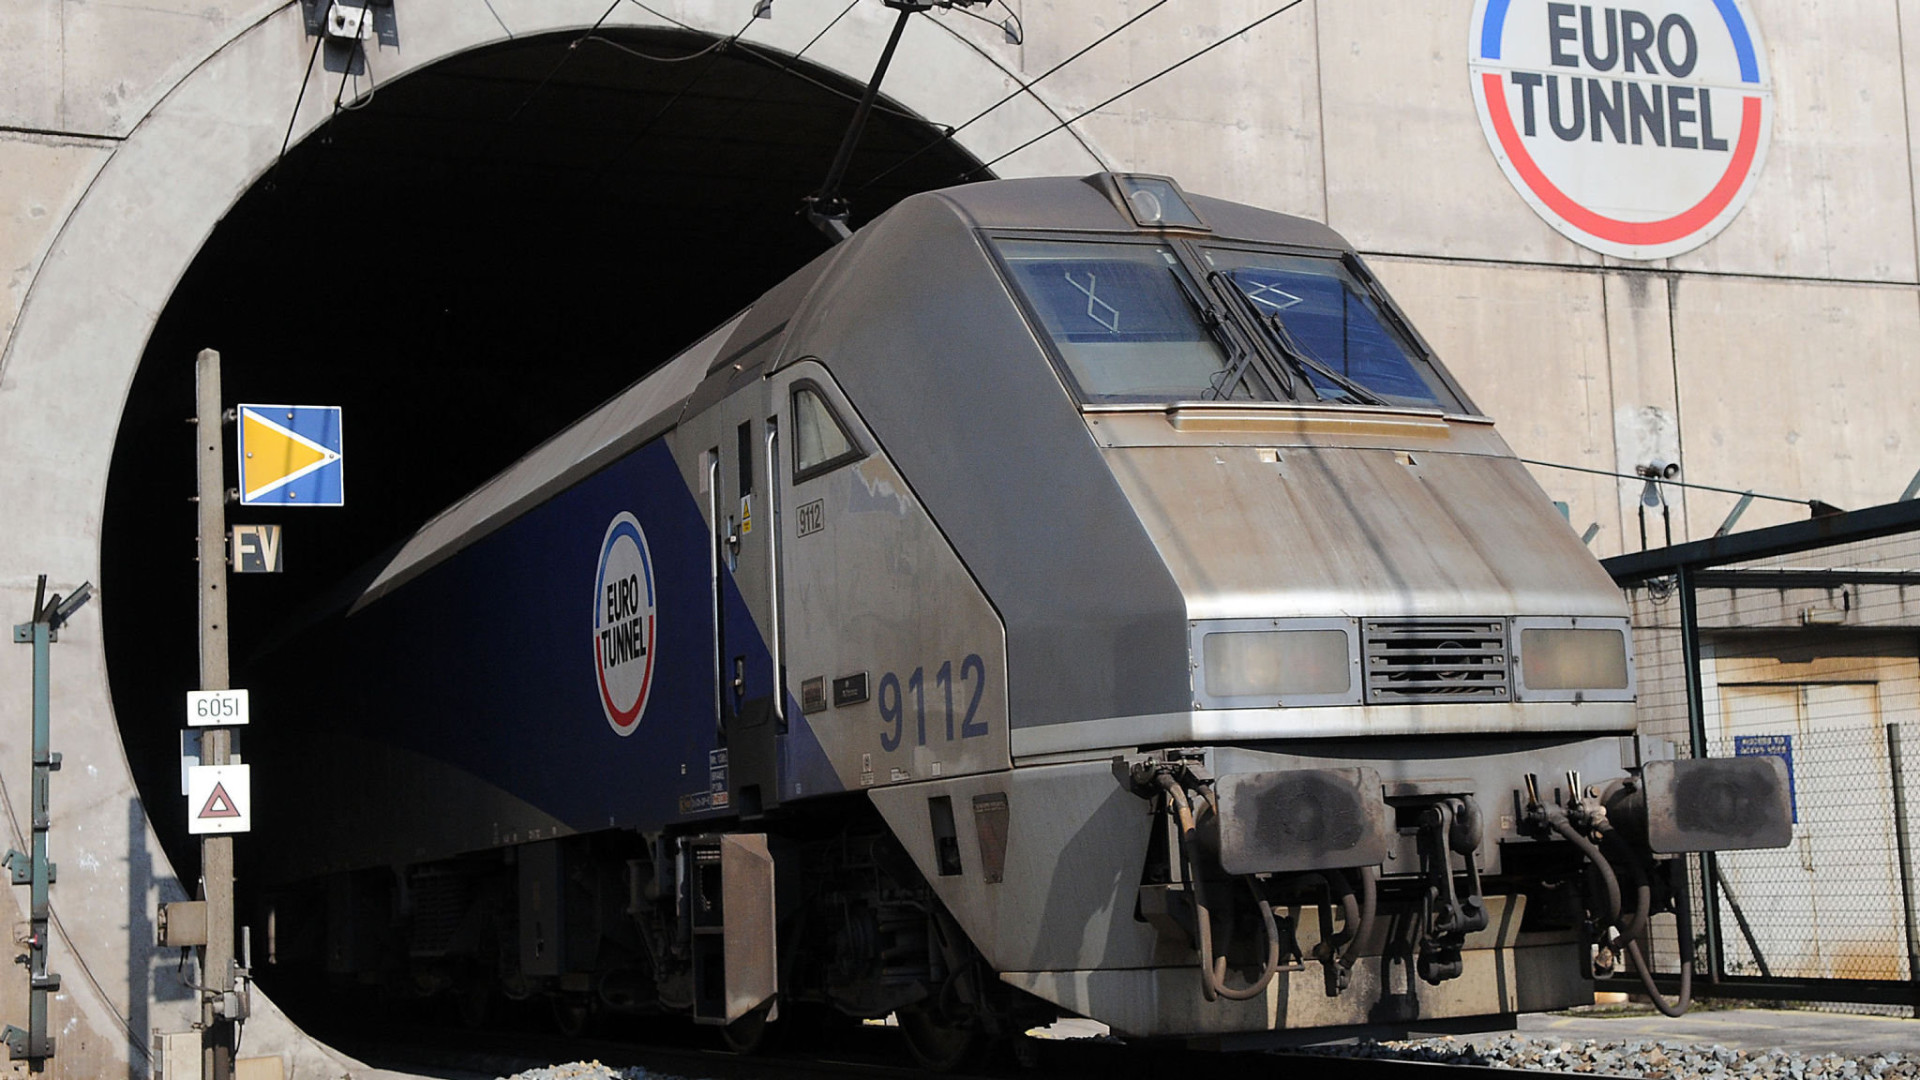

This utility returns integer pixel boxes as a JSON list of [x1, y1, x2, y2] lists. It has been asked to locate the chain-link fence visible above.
[[1609, 506, 1920, 1003], [1710, 724, 1913, 981]]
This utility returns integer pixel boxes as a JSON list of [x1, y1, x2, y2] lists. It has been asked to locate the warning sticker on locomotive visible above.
[[1468, 0, 1772, 260], [593, 511, 657, 736], [676, 750, 731, 814]]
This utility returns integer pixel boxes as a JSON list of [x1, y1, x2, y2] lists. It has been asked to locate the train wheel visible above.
[[898, 1003, 978, 1072]]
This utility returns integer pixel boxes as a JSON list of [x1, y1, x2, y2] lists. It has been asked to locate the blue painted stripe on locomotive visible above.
[[340, 437, 841, 834]]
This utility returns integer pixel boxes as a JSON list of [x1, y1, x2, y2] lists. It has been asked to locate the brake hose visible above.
[[1598, 827, 1652, 944], [1623, 896, 1694, 1017], [1543, 807, 1620, 925], [1321, 870, 1361, 957], [1156, 773, 1283, 1002], [1345, 866, 1379, 973], [1595, 820, 1694, 1018], [1544, 805, 1693, 1017], [1305, 867, 1372, 993]]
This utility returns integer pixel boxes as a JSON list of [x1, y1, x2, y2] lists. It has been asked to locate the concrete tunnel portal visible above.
[[92, 18, 988, 1060]]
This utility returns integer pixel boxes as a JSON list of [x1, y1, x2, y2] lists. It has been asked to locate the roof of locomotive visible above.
[[353, 174, 1353, 609], [935, 174, 1351, 252]]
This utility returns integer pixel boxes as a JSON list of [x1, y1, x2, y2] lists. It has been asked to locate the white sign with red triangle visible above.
[[186, 765, 251, 835]]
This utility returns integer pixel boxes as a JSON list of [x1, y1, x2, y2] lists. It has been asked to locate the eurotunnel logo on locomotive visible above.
[[1469, 0, 1772, 260], [593, 511, 657, 736]]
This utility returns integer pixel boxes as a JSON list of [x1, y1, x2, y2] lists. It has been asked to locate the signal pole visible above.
[[194, 348, 237, 1080]]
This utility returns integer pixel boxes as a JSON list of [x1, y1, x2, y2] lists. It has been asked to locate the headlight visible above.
[[1203, 629, 1351, 699], [1517, 626, 1629, 691]]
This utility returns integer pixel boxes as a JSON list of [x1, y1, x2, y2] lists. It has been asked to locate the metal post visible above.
[[1710, 859, 1772, 977], [1715, 491, 1757, 537], [1676, 565, 1726, 981], [195, 349, 236, 1080], [22, 617, 53, 1066], [1888, 723, 1920, 987], [3, 574, 84, 1071]]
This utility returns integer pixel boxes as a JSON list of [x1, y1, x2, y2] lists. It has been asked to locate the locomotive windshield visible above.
[[1199, 247, 1463, 410], [994, 239, 1232, 400], [993, 235, 1464, 411]]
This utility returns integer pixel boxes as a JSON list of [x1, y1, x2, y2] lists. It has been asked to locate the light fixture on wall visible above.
[[325, 1, 373, 40]]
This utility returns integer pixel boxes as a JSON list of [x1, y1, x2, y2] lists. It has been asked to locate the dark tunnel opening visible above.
[[99, 23, 983, 960]]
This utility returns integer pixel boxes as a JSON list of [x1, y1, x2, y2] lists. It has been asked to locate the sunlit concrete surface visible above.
[[0, 3, 1086, 1075], [5, 1, 1920, 1075]]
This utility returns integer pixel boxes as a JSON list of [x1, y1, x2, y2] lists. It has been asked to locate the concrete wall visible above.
[[3, 0, 1918, 1074], [0, 3, 1089, 1075], [1026, 0, 1920, 548]]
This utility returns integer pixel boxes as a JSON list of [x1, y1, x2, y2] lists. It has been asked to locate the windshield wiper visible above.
[[1167, 267, 1288, 401], [1209, 271, 1389, 407]]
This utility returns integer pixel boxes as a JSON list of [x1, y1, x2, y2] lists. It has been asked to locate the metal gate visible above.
[[1604, 499, 1920, 1007]]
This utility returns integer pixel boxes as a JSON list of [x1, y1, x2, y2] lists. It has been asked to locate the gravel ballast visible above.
[[494, 1018, 1920, 1080], [498, 1063, 677, 1080], [1307, 1034, 1919, 1079]]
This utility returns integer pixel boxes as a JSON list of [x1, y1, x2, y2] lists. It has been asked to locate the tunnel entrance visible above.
[[100, 25, 981, 897]]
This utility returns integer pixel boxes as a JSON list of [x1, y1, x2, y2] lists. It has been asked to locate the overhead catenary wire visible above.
[[266, 34, 325, 188], [482, 0, 515, 39], [714, 0, 882, 222], [659, 0, 865, 136], [495, 0, 625, 132], [623, 0, 928, 122], [1518, 458, 1827, 509], [917, 12, 1106, 173], [411, 0, 623, 196], [968, 0, 1309, 177], [855, 0, 1170, 193], [573, 5, 769, 195], [584, 28, 738, 63]]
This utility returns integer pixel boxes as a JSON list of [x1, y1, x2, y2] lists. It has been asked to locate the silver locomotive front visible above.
[[846, 174, 1790, 1040]]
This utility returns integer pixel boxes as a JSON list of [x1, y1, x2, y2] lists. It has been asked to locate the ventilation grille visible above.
[[1362, 619, 1509, 704]]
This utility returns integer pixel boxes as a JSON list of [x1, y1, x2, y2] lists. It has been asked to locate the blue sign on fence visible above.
[[1734, 733, 1797, 824]]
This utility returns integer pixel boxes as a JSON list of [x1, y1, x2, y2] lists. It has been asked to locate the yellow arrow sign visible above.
[[238, 406, 343, 504]]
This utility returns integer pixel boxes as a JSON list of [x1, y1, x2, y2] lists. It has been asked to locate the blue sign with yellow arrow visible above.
[[237, 405, 344, 507]]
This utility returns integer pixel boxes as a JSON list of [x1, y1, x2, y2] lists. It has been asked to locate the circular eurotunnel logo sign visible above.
[[1469, 0, 1772, 260], [594, 512, 657, 736]]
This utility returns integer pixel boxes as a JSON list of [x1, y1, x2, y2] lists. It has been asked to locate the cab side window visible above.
[[792, 386, 863, 482]]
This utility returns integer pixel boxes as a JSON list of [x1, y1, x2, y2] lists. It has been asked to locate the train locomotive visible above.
[[255, 173, 1792, 1062]]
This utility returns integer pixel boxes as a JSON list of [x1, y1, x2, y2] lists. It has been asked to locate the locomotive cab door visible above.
[[708, 390, 783, 818], [766, 360, 1014, 794]]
